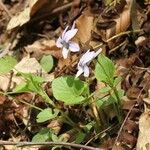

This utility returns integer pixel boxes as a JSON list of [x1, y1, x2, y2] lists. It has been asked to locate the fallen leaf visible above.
[[25, 39, 61, 59], [106, 1, 131, 40], [7, 8, 31, 30], [137, 110, 150, 150], [76, 10, 94, 45], [7, 0, 63, 30], [14, 57, 46, 74], [135, 36, 147, 46]]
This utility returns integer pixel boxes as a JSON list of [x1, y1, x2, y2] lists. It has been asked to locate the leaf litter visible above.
[[0, 0, 150, 150]]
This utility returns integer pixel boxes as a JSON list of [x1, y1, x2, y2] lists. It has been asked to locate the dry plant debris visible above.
[[0, 0, 150, 150]]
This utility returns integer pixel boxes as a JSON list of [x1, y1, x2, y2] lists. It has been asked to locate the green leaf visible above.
[[40, 55, 53, 72], [52, 76, 88, 105], [99, 86, 111, 94], [12, 73, 44, 93], [84, 122, 95, 131], [51, 133, 59, 142], [37, 108, 59, 123], [0, 56, 17, 74], [75, 132, 86, 144], [96, 95, 115, 108], [10, 73, 53, 104], [113, 77, 122, 87], [32, 128, 51, 142], [112, 89, 124, 103], [13, 82, 28, 93], [95, 54, 115, 85]]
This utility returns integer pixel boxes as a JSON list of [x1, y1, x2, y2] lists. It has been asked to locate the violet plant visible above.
[[7, 22, 124, 145]]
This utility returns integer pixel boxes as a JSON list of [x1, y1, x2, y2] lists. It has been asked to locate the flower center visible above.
[[61, 40, 69, 49]]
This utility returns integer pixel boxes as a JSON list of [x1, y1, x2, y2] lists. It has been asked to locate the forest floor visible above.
[[0, 0, 150, 150]]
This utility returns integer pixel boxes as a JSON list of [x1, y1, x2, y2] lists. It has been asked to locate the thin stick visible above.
[[85, 124, 115, 146], [114, 78, 147, 146], [113, 103, 135, 146], [106, 29, 142, 43], [0, 141, 99, 150]]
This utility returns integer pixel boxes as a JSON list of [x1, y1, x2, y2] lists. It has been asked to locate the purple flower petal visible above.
[[76, 68, 84, 78], [56, 37, 63, 48], [94, 48, 102, 57], [80, 50, 95, 65], [83, 65, 90, 77], [63, 29, 78, 42], [62, 26, 69, 39], [62, 47, 69, 59], [71, 22, 76, 30], [69, 42, 80, 52]]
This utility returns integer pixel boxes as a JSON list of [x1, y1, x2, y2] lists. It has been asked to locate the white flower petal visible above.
[[56, 37, 63, 48], [69, 42, 80, 52], [63, 29, 78, 42], [62, 47, 69, 59], [83, 65, 90, 77], [76, 68, 84, 78], [80, 50, 95, 65], [94, 48, 102, 57], [71, 22, 76, 30], [62, 26, 69, 38]]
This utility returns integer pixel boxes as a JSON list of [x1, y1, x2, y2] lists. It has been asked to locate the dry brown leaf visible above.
[[14, 56, 46, 74], [106, 1, 131, 40], [47, 119, 63, 134], [136, 110, 150, 150], [0, 56, 55, 92], [135, 36, 147, 46], [126, 87, 141, 99], [25, 39, 61, 59], [0, 74, 22, 91], [143, 90, 150, 105], [14, 56, 54, 82], [7, 0, 63, 30], [76, 10, 94, 45], [7, 8, 31, 30]]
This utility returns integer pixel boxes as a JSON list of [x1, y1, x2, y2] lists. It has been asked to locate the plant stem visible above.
[[112, 87, 123, 123], [60, 110, 76, 127], [90, 97, 103, 132], [15, 99, 43, 111]]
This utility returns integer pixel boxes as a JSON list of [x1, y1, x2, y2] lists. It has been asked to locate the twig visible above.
[[113, 103, 136, 146], [84, 124, 115, 146], [6, 71, 13, 92], [114, 80, 148, 146], [0, 141, 99, 150], [0, 0, 12, 18], [106, 29, 142, 43]]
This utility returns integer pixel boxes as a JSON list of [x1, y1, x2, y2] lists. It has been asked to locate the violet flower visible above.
[[56, 22, 80, 59], [76, 49, 102, 77]]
